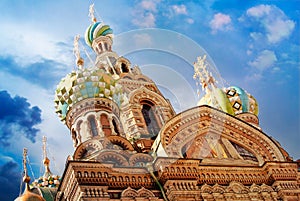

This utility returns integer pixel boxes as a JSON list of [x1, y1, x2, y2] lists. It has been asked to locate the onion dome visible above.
[[14, 190, 45, 201], [32, 157, 61, 188], [15, 148, 46, 201], [32, 174, 61, 188], [85, 22, 113, 47], [54, 67, 122, 122], [198, 86, 259, 116]]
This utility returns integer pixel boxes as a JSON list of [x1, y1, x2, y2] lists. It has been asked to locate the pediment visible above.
[[159, 105, 286, 165]]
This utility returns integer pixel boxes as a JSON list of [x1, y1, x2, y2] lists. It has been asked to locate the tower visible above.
[[54, 4, 174, 200]]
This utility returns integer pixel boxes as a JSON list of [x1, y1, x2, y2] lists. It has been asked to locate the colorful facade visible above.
[[15, 5, 300, 201]]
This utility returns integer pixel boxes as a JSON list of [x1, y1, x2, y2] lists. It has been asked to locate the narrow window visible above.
[[100, 114, 111, 136], [141, 101, 160, 137], [104, 43, 108, 51], [112, 118, 119, 135], [88, 116, 98, 137]]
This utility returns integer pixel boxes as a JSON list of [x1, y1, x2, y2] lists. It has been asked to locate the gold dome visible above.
[[14, 188, 45, 201]]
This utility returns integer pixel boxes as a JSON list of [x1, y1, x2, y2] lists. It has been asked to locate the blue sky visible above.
[[0, 0, 299, 200]]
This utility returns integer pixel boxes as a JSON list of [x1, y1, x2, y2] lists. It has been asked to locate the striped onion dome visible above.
[[198, 86, 259, 116], [54, 67, 122, 122], [85, 22, 113, 47]]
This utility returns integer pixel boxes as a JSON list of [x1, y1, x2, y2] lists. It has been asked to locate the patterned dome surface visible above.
[[85, 22, 113, 47], [198, 86, 259, 116], [54, 68, 122, 122]]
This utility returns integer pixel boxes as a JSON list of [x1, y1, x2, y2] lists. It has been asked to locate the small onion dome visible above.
[[198, 86, 259, 116], [54, 68, 122, 122], [85, 22, 113, 47], [14, 176, 45, 201], [32, 175, 61, 188], [14, 191, 45, 201]]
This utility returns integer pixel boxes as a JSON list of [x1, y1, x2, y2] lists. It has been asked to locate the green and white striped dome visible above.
[[85, 22, 113, 47], [54, 67, 122, 122]]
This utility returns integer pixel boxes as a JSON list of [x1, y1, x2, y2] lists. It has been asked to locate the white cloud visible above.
[[140, 0, 158, 12], [265, 18, 295, 43], [247, 4, 271, 17], [172, 5, 188, 15], [209, 13, 232, 34], [132, 12, 156, 28], [131, 0, 161, 28], [0, 21, 73, 67], [248, 50, 277, 71], [246, 4, 295, 43]]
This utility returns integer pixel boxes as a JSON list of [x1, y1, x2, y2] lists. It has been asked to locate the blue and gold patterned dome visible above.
[[198, 86, 259, 116], [85, 22, 113, 47], [54, 67, 122, 122]]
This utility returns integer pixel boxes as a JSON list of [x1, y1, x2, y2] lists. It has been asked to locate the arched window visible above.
[[121, 63, 129, 73], [112, 118, 119, 135], [100, 114, 111, 136], [88, 116, 98, 137], [141, 100, 160, 137]]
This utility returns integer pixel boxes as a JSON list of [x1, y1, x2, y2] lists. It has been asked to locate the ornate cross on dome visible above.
[[22, 148, 31, 190], [42, 136, 47, 159], [73, 34, 84, 69], [23, 148, 28, 178], [89, 3, 97, 23], [42, 136, 52, 177], [193, 55, 217, 95]]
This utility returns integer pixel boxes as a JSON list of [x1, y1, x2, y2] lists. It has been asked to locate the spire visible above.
[[42, 136, 52, 178], [73, 34, 84, 69], [22, 148, 31, 191], [193, 54, 226, 109], [193, 55, 217, 95], [89, 3, 97, 23]]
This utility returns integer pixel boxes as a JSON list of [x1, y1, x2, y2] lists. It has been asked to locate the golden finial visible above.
[[73, 35, 84, 69], [193, 54, 217, 95], [42, 136, 52, 177], [42, 136, 47, 160], [89, 3, 97, 23], [22, 148, 31, 190]]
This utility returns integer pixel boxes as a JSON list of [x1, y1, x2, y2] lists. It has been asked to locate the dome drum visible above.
[[66, 97, 120, 129], [92, 36, 113, 55]]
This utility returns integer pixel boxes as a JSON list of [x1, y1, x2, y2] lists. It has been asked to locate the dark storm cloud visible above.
[[0, 161, 21, 200], [0, 91, 42, 146], [0, 55, 69, 89]]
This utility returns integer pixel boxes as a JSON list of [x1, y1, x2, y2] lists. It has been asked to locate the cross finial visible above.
[[42, 136, 52, 177], [42, 136, 47, 159], [23, 148, 28, 176], [22, 148, 31, 190], [73, 35, 84, 69], [193, 54, 217, 95], [89, 3, 97, 23]]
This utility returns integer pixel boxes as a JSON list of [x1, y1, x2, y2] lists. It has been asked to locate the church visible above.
[[15, 4, 300, 201]]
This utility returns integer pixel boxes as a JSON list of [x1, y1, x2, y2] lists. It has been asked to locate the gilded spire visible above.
[[193, 55, 217, 95], [22, 148, 31, 191], [15, 148, 46, 201], [73, 34, 84, 69], [42, 136, 52, 178], [89, 3, 97, 23]]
